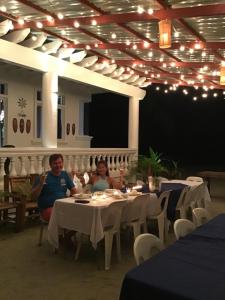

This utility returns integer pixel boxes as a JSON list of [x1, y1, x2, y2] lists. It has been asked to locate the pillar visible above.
[[42, 72, 58, 148]]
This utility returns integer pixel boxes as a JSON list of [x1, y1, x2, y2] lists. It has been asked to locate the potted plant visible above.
[[127, 147, 167, 190]]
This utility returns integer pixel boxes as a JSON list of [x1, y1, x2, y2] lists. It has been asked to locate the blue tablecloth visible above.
[[160, 183, 187, 221], [128, 182, 187, 221], [120, 214, 225, 300]]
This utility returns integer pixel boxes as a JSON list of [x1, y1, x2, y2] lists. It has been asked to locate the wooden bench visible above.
[[197, 171, 225, 194]]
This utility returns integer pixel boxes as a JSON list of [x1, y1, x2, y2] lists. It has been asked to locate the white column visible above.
[[128, 96, 140, 152], [42, 72, 58, 148]]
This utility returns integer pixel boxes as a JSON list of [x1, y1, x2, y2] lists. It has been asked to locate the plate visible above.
[[105, 189, 117, 194], [75, 199, 90, 204], [128, 191, 142, 196], [93, 191, 104, 196], [74, 193, 92, 200]]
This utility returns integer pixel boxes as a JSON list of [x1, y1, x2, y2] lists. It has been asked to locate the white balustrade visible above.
[[0, 147, 137, 181]]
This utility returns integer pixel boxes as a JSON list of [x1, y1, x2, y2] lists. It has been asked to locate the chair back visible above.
[[123, 194, 149, 223], [186, 176, 203, 183], [192, 208, 210, 226], [133, 233, 164, 265], [9, 176, 32, 201], [176, 186, 190, 209], [103, 201, 126, 233], [174, 219, 196, 240], [158, 190, 170, 215]]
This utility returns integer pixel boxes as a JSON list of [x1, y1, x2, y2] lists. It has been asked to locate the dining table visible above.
[[146, 179, 211, 221], [120, 213, 225, 300], [47, 192, 150, 249]]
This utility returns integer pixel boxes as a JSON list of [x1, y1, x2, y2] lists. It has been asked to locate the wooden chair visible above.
[[0, 190, 21, 231], [4, 175, 39, 231]]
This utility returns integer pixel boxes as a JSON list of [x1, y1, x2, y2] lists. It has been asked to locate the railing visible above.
[[0, 147, 137, 180]]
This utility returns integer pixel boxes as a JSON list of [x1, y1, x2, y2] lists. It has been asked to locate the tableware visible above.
[[74, 193, 92, 199], [94, 191, 104, 196], [75, 199, 90, 204], [113, 194, 124, 200], [105, 189, 117, 194]]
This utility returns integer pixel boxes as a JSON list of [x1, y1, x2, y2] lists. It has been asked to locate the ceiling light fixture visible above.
[[220, 62, 225, 85], [159, 19, 172, 49]]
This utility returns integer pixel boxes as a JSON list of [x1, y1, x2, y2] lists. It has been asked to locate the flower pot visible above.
[[148, 176, 160, 192]]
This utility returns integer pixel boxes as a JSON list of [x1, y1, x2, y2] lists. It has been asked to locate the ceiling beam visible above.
[[114, 60, 219, 69], [69, 41, 225, 57], [14, 4, 225, 29]]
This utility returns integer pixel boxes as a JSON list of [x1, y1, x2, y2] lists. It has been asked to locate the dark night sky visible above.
[[90, 85, 225, 169]]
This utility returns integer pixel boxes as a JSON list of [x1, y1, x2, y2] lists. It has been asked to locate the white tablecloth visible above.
[[48, 194, 153, 249]]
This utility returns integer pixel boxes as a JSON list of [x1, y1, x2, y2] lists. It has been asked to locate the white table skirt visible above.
[[48, 194, 155, 249]]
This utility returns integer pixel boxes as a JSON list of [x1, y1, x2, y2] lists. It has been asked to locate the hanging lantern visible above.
[[220, 65, 225, 85], [159, 19, 172, 49]]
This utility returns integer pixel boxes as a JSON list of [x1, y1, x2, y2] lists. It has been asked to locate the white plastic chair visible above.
[[192, 208, 211, 226], [122, 194, 149, 239], [175, 186, 191, 219], [75, 201, 126, 270], [133, 233, 164, 265], [147, 190, 171, 242], [186, 176, 203, 183], [174, 219, 196, 240]]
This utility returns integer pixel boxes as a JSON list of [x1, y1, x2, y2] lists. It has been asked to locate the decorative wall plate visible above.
[[66, 123, 70, 135], [19, 118, 25, 133], [12, 118, 18, 133], [26, 119, 31, 134], [72, 123, 76, 135]]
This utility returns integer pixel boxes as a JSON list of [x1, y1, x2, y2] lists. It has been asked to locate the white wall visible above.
[[0, 67, 93, 148]]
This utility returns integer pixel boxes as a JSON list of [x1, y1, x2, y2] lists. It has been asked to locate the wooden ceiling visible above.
[[1, 0, 225, 89]]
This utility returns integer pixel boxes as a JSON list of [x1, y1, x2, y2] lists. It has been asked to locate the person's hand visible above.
[[78, 174, 85, 186], [40, 172, 47, 185]]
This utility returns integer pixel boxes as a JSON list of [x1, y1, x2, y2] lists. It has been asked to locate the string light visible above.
[[74, 21, 80, 28], [111, 33, 117, 39], [17, 18, 25, 25], [91, 19, 97, 26], [0, 6, 6, 12], [137, 6, 144, 14], [180, 45, 185, 51], [46, 15, 54, 22], [36, 22, 43, 28], [147, 8, 154, 15], [57, 12, 64, 20]]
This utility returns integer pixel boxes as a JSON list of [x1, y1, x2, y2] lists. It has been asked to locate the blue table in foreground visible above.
[[120, 214, 225, 300]]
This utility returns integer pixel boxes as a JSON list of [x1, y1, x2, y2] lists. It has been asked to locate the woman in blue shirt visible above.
[[89, 160, 124, 192]]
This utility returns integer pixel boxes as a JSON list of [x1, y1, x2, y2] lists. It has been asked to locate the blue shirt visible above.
[[33, 171, 75, 210], [92, 177, 110, 192]]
